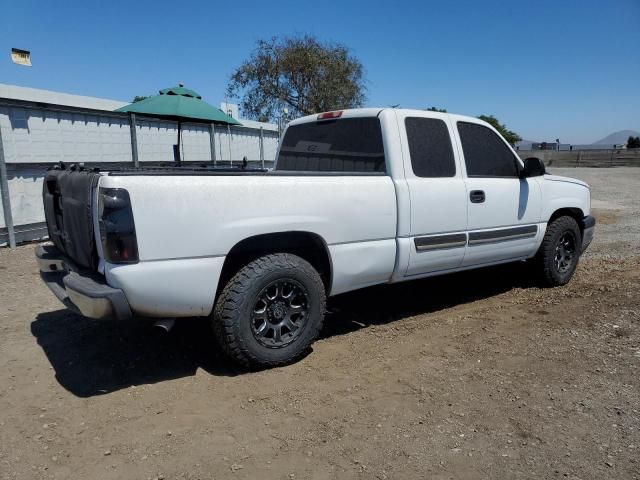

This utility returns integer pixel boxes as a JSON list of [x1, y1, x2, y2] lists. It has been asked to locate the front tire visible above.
[[534, 215, 582, 287], [212, 253, 326, 368]]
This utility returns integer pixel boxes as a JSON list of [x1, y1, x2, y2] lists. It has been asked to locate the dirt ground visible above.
[[1, 168, 639, 480]]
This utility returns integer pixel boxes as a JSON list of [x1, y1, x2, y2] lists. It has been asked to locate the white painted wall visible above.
[[0, 106, 132, 164], [180, 123, 211, 161], [0, 169, 45, 228], [135, 118, 178, 163], [0, 106, 279, 164]]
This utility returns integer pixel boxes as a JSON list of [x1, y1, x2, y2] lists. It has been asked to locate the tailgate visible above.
[[43, 167, 100, 270]]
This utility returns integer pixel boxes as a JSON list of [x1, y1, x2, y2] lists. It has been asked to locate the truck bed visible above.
[[106, 165, 386, 177]]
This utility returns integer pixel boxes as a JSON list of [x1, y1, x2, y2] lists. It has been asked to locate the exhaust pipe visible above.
[[153, 318, 175, 333]]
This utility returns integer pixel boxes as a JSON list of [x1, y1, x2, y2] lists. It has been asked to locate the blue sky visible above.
[[2, 0, 639, 143]]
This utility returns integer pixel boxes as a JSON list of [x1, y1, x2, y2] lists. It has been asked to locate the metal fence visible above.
[[0, 98, 279, 247], [516, 148, 640, 168]]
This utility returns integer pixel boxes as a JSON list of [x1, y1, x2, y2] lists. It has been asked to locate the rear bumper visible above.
[[36, 244, 132, 320], [581, 215, 596, 253]]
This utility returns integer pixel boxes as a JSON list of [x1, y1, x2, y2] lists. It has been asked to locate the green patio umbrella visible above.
[[115, 84, 241, 162]]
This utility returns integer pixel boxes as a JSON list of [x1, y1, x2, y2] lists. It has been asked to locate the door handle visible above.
[[469, 190, 485, 203]]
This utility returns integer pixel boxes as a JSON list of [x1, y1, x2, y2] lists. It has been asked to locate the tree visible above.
[[132, 95, 150, 103], [627, 136, 640, 149], [477, 114, 522, 145], [227, 35, 366, 122], [426, 106, 447, 112]]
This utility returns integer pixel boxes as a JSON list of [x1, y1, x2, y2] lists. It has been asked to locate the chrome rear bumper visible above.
[[36, 244, 132, 320]]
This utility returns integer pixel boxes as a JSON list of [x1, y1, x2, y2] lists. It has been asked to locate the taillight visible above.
[[98, 188, 138, 264], [317, 110, 343, 120]]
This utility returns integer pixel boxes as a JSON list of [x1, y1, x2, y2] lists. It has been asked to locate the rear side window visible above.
[[276, 117, 386, 173], [405, 117, 455, 177], [457, 122, 519, 177]]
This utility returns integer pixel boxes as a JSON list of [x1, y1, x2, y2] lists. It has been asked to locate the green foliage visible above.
[[426, 106, 447, 112], [227, 35, 366, 122], [627, 136, 640, 149], [477, 114, 522, 145], [132, 95, 149, 103]]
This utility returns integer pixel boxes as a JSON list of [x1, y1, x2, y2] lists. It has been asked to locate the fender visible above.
[[538, 175, 590, 221]]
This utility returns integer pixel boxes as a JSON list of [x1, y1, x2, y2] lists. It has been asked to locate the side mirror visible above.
[[520, 157, 546, 178]]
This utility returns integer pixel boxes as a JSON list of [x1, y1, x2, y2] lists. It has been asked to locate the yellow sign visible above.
[[11, 48, 31, 67]]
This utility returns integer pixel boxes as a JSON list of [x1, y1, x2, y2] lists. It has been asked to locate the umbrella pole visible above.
[[175, 122, 182, 163]]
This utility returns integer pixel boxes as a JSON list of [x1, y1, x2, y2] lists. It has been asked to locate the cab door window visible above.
[[457, 122, 519, 177]]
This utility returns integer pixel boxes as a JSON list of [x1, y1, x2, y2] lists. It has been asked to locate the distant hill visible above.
[[593, 130, 640, 145]]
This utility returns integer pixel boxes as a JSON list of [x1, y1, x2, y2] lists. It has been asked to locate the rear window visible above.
[[276, 117, 386, 173]]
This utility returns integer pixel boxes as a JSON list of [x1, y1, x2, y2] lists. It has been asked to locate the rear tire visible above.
[[534, 216, 582, 287], [212, 253, 326, 368]]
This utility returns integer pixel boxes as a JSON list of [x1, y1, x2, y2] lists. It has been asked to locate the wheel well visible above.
[[217, 231, 332, 296], [548, 208, 585, 234]]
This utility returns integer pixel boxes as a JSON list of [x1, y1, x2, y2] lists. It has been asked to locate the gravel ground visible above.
[[549, 167, 640, 258], [0, 167, 639, 480]]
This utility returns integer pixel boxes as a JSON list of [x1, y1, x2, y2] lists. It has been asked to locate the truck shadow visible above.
[[321, 261, 536, 339], [31, 311, 242, 397], [31, 262, 536, 397]]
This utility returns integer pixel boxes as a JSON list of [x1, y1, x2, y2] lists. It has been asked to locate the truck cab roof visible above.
[[289, 107, 492, 129]]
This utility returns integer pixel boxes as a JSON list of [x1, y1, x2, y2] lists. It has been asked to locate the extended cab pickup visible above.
[[37, 108, 595, 367]]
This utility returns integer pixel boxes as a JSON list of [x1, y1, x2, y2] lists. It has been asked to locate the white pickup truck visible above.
[[37, 108, 595, 368]]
